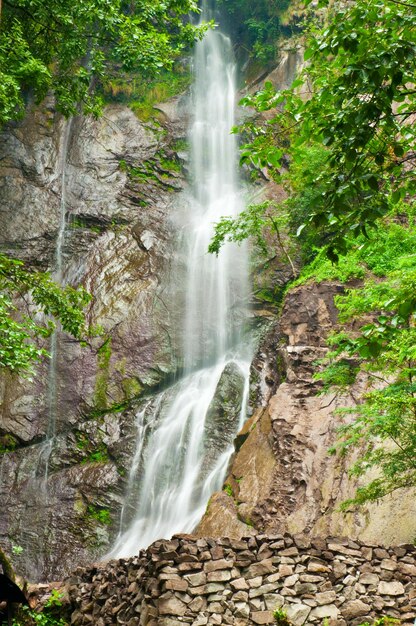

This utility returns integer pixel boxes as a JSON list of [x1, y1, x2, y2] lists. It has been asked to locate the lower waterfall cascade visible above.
[[109, 8, 252, 558]]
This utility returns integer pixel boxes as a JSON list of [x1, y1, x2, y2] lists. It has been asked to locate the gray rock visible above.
[[247, 559, 275, 578], [201, 363, 246, 475], [310, 605, 340, 620], [248, 577, 263, 589], [316, 591, 336, 605], [378, 581, 405, 596], [341, 600, 371, 619], [359, 573, 379, 586], [158, 596, 187, 616], [285, 604, 311, 626], [263, 594, 285, 611], [234, 602, 250, 618], [251, 611, 275, 624], [184, 572, 206, 587], [207, 570, 232, 583], [231, 578, 249, 591]]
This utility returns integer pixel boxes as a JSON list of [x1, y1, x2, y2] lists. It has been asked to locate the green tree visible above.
[[319, 250, 416, 507], [0, 0, 205, 123], [0, 254, 92, 374], [235, 0, 416, 259]]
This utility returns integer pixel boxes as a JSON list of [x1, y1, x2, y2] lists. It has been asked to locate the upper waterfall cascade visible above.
[[109, 14, 252, 558]]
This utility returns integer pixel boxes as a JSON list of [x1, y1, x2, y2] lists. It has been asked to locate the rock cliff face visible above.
[[1, 40, 414, 587], [196, 281, 416, 546], [0, 96, 191, 580]]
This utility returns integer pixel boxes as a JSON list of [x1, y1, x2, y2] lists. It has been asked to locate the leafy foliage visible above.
[[0, 0, 205, 123], [273, 608, 291, 626], [320, 252, 416, 507], [0, 254, 92, 374], [13, 590, 68, 626], [238, 0, 416, 260], [0, 1, 203, 372], [295, 210, 416, 285], [209, 201, 296, 278], [217, 0, 292, 62]]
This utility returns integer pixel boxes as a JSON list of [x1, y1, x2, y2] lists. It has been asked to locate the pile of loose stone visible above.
[[67, 534, 416, 626]]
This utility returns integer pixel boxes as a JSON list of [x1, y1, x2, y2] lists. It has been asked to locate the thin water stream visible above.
[[36, 117, 73, 484], [110, 7, 251, 558]]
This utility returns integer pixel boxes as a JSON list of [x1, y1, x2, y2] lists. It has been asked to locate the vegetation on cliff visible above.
[[217, 0, 293, 63], [211, 0, 416, 507], [0, 0, 205, 124], [0, 255, 93, 374]]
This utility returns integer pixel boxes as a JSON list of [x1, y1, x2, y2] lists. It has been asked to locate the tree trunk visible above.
[[0, 546, 15, 582]]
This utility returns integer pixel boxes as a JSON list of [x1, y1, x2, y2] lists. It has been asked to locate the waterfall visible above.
[[109, 9, 251, 558], [36, 117, 73, 483]]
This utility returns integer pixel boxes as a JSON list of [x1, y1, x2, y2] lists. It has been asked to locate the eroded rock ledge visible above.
[[67, 533, 416, 626]]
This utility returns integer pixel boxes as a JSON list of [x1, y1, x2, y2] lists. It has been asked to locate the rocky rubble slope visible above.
[[67, 532, 416, 626]]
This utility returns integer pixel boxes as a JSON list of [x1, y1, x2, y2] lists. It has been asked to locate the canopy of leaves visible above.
[[0, 0, 206, 371], [0, 0, 204, 123], [235, 0, 416, 260]]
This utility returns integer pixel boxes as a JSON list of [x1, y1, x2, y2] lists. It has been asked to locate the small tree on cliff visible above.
[[0, 254, 94, 374]]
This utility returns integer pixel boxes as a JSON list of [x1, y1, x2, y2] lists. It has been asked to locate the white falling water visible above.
[[35, 117, 73, 483], [109, 13, 251, 558]]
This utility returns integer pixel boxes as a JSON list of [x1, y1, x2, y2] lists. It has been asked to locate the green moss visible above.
[[159, 155, 181, 172], [94, 338, 112, 410], [130, 101, 164, 122], [83, 442, 110, 464], [223, 483, 234, 497], [75, 431, 89, 450], [85, 399, 130, 421], [76, 431, 110, 465], [68, 215, 103, 234], [122, 149, 182, 189], [273, 608, 291, 626], [86, 504, 111, 526], [173, 138, 188, 152], [102, 65, 191, 122], [0, 433, 18, 454], [0, 545, 15, 580], [254, 286, 286, 308], [73, 497, 85, 514], [121, 376, 143, 399]]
